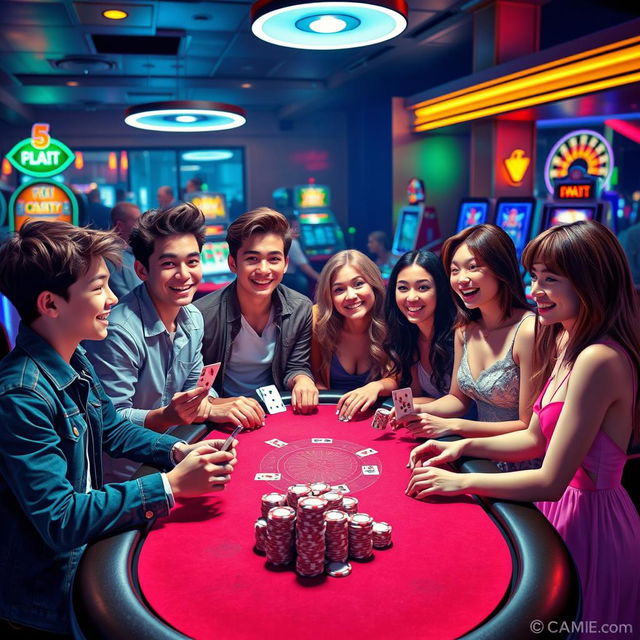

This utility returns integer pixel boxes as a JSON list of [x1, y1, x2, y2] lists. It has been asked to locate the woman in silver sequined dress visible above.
[[396, 224, 541, 471]]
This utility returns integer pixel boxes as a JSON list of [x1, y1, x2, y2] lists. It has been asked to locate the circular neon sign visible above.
[[544, 129, 614, 195]]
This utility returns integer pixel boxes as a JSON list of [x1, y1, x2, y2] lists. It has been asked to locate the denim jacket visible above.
[[0, 325, 179, 633], [194, 281, 313, 396]]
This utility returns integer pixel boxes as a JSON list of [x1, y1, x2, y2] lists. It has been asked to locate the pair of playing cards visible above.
[[257, 385, 286, 414], [197, 363, 221, 391], [392, 387, 415, 419]]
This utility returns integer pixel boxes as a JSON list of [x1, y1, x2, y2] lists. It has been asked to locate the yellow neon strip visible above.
[[414, 70, 640, 131], [412, 33, 640, 110], [414, 44, 640, 124]]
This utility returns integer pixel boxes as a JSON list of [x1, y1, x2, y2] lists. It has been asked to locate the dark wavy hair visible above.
[[383, 250, 455, 395], [441, 223, 530, 327]]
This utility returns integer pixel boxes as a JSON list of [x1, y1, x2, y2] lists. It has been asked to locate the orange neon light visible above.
[[108, 152, 117, 171], [120, 151, 128, 172], [74, 151, 84, 170], [411, 35, 640, 131], [2, 158, 12, 175]]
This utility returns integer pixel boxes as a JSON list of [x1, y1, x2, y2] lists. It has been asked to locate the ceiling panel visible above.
[[2, 0, 71, 26], [0, 26, 90, 53], [157, 1, 249, 32]]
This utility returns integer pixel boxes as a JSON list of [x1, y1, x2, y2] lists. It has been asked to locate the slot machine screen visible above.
[[392, 208, 420, 254], [294, 185, 330, 209], [495, 201, 534, 257], [545, 206, 596, 228], [300, 223, 337, 248], [456, 200, 489, 232], [201, 241, 230, 276]]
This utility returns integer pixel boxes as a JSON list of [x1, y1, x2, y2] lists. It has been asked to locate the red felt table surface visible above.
[[138, 405, 512, 640]]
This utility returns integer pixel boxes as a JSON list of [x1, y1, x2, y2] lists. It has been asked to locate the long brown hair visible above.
[[315, 250, 387, 383], [522, 221, 640, 440], [441, 224, 530, 328]]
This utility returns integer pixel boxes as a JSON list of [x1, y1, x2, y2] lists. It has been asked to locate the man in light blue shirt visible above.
[[86, 204, 264, 479], [106, 201, 142, 299]]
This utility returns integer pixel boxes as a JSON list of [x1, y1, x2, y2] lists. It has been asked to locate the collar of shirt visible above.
[[136, 283, 197, 338]]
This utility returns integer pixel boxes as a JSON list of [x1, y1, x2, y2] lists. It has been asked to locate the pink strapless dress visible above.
[[534, 381, 640, 637]]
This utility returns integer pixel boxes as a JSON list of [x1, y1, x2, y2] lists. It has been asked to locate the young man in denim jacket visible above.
[[0, 221, 238, 636], [195, 207, 318, 414]]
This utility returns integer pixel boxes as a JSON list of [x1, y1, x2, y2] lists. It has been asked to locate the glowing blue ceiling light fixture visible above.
[[124, 101, 246, 132], [251, 0, 407, 50], [182, 150, 235, 162]]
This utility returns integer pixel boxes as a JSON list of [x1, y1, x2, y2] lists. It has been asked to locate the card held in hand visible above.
[[392, 387, 415, 419], [257, 385, 287, 414]]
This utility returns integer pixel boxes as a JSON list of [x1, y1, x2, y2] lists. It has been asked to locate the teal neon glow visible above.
[[176, 115, 198, 123], [252, 2, 406, 50], [296, 13, 360, 33]]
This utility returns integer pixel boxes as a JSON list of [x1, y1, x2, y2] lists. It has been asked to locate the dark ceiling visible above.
[[0, 0, 639, 126]]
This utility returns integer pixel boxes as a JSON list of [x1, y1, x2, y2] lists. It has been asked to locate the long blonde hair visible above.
[[522, 221, 640, 441], [315, 250, 387, 383]]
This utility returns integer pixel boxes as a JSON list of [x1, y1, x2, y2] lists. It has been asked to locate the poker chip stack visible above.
[[372, 521, 393, 549], [287, 484, 312, 509], [254, 518, 268, 552], [322, 491, 344, 511], [309, 482, 331, 496], [261, 492, 287, 518], [341, 496, 359, 514], [295, 497, 328, 577], [265, 506, 296, 566], [348, 513, 374, 560], [324, 510, 349, 563]]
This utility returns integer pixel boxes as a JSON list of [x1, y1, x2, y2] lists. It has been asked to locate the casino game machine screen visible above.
[[495, 200, 534, 258], [392, 208, 420, 254], [545, 206, 596, 228], [456, 200, 490, 232]]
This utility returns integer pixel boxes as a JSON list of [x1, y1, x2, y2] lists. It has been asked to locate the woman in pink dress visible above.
[[406, 220, 640, 636]]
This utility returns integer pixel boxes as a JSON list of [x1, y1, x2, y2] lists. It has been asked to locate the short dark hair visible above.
[[110, 201, 140, 226], [129, 203, 206, 268], [0, 221, 123, 325], [226, 207, 292, 259], [369, 230, 390, 251]]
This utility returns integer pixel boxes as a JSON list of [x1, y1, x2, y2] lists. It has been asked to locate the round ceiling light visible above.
[[182, 150, 234, 162], [251, 0, 407, 50], [124, 101, 247, 132], [102, 9, 128, 20]]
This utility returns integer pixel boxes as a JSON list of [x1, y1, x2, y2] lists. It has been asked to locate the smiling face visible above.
[[229, 232, 288, 302], [330, 264, 376, 320], [449, 242, 500, 310], [136, 233, 202, 314], [395, 263, 437, 328], [56, 256, 117, 342], [530, 262, 580, 329]]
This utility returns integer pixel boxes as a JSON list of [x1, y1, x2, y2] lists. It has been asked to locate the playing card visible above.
[[255, 473, 282, 481], [361, 465, 380, 476], [392, 387, 415, 419], [257, 385, 287, 414], [331, 484, 350, 493], [197, 363, 221, 390], [311, 438, 333, 444], [355, 448, 378, 458], [265, 438, 288, 448]]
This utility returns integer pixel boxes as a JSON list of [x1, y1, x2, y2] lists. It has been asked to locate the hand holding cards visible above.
[[197, 363, 221, 391], [392, 387, 415, 420], [257, 385, 287, 414]]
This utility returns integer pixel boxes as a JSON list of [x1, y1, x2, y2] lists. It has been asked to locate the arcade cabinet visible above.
[[494, 197, 537, 259], [455, 198, 492, 233], [293, 182, 345, 266], [391, 178, 443, 255], [187, 191, 235, 293]]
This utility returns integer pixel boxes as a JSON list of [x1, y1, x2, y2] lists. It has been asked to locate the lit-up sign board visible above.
[[6, 123, 75, 178], [504, 149, 530, 185], [189, 192, 227, 223], [555, 183, 595, 200], [544, 129, 613, 195], [8, 181, 79, 231], [295, 185, 329, 209]]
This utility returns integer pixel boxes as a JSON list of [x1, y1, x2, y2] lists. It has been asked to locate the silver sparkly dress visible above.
[[457, 316, 542, 472]]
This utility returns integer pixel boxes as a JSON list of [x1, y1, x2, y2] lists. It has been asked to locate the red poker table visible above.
[[73, 393, 579, 639]]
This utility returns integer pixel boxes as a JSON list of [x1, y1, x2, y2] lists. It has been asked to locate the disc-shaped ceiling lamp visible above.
[[124, 101, 247, 132], [251, 0, 408, 50]]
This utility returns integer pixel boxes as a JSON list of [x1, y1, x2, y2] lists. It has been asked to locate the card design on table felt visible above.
[[361, 465, 380, 476], [257, 385, 287, 414], [255, 473, 282, 481], [311, 437, 333, 444], [392, 387, 414, 419], [265, 438, 288, 448], [355, 448, 378, 458], [197, 362, 221, 390]]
